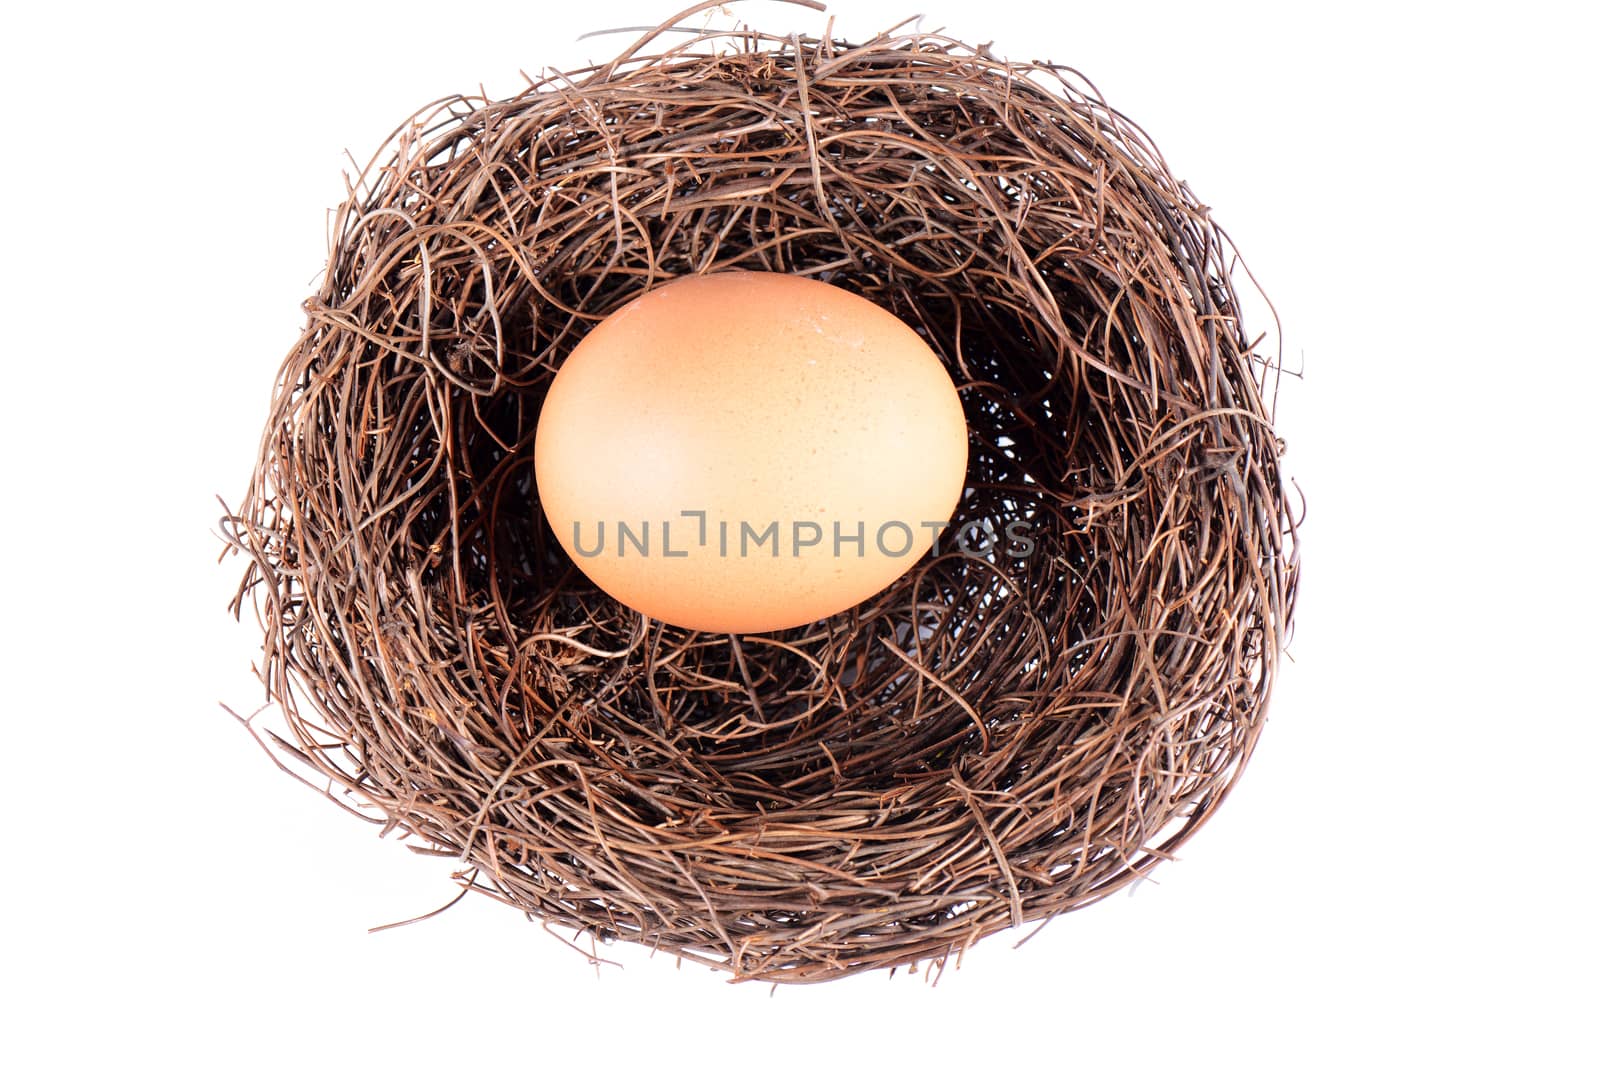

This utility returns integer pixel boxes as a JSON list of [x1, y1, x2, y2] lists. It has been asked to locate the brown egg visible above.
[[533, 271, 968, 633]]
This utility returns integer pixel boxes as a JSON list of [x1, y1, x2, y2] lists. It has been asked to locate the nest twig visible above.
[[222, 10, 1300, 983]]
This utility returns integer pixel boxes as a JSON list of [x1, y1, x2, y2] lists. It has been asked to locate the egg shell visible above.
[[533, 270, 968, 633]]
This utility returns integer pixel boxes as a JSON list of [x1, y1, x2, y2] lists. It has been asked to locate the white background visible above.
[[3, 1, 1594, 1064]]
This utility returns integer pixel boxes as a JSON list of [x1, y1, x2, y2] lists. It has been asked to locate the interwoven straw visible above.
[[224, 10, 1299, 983]]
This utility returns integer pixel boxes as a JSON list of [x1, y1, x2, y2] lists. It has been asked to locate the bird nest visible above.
[[223, 11, 1300, 983]]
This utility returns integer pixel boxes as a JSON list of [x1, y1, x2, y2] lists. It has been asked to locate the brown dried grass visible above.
[[222, 8, 1300, 983]]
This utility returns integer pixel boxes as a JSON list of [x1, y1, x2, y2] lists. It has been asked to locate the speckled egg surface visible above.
[[534, 270, 969, 633]]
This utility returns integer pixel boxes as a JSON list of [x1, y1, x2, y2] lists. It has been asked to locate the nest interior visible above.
[[225, 19, 1299, 983]]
